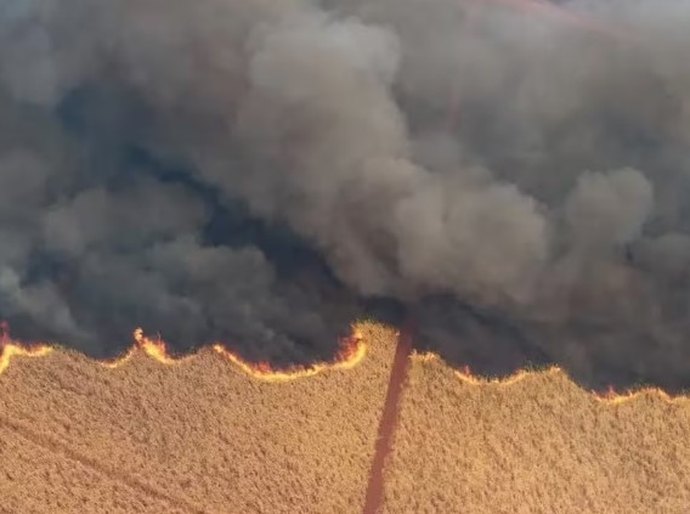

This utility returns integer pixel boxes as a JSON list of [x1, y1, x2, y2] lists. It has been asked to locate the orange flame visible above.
[[100, 346, 137, 369], [99, 329, 187, 368], [413, 351, 690, 405], [455, 362, 563, 387], [213, 329, 367, 382], [0, 322, 367, 381], [0, 343, 54, 375], [592, 385, 689, 405], [133, 328, 188, 365], [0, 322, 54, 375]]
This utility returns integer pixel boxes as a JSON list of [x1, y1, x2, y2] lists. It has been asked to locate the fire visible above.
[[412, 351, 690, 405], [0, 322, 54, 375], [212, 330, 367, 383], [100, 347, 136, 369], [455, 363, 563, 387], [133, 328, 188, 365], [98, 329, 186, 368], [5, 320, 684, 404], [0, 343, 54, 376], [594, 385, 689, 405], [0, 321, 367, 381]]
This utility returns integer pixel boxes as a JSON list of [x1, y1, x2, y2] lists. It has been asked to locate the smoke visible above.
[[2, 0, 690, 390]]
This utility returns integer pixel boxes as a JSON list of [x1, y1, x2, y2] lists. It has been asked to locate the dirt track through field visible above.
[[0, 323, 397, 513], [3, 322, 690, 512], [0, 414, 207, 514], [362, 323, 413, 514]]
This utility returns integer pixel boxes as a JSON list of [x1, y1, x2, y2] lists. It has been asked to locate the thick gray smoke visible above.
[[2, 0, 690, 389]]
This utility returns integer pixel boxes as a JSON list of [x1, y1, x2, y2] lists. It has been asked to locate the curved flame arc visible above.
[[133, 328, 190, 365], [593, 385, 689, 405], [3, 323, 689, 403], [212, 330, 367, 383], [0, 321, 54, 375], [100, 347, 137, 369], [0, 323, 367, 381], [412, 351, 690, 405], [0, 343, 54, 375]]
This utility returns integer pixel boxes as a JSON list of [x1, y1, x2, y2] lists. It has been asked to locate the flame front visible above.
[[2, 321, 687, 403], [99, 329, 183, 369], [455, 362, 563, 388], [133, 328, 188, 365], [0, 322, 54, 375], [0, 343, 54, 375], [0, 322, 367, 381], [213, 330, 367, 382], [592, 385, 688, 405], [413, 351, 689, 405]]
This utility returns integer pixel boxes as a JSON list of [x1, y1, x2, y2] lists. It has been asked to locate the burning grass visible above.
[[1, 325, 368, 382]]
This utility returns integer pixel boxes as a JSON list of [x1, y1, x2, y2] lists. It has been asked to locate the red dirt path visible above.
[[362, 322, 414, 514]]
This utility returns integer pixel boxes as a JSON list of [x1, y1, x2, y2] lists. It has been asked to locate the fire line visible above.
[[0, 322, 367, 381]]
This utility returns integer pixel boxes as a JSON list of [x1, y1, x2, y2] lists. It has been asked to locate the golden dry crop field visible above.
[[2, 322, 690, 513], [0, 324, 396, 513], [384, 354, 690, 514]]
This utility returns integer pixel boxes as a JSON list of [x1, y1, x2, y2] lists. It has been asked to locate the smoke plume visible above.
[[2, 0, 690, 390]]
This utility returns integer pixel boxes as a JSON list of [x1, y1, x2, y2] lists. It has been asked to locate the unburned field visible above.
[[1, 322, 690, 513], [0, 324, 396, 514], [384, 355, 690, 514]]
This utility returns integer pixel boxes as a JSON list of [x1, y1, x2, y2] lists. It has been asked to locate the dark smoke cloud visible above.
[[2, 0, 690, 390]]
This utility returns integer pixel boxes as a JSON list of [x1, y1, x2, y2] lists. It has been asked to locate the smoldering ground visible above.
[[2, 0, 690, 390]]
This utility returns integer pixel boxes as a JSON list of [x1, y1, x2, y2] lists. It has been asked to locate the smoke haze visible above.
[[2, 0, 690, 390]]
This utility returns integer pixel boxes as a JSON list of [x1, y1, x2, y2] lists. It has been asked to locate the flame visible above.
[[0, 322, 367, 381], [593, 385, 689, 405], [412, 351, 690, 405], [133, 328, 189, 365], [3, 320, 686, 404], [0, 322, 54, 375], [0, 343, 54, 375], [455, 363, 563, 387], [213, 329, 367, 383], [100, 346, 136, 369], [98, 329, 185, 368]]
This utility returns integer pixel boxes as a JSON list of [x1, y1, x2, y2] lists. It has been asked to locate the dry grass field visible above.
[[384, 354, 690, 514], [0, 324, 396, 514], [2, 322, 690, 513]]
